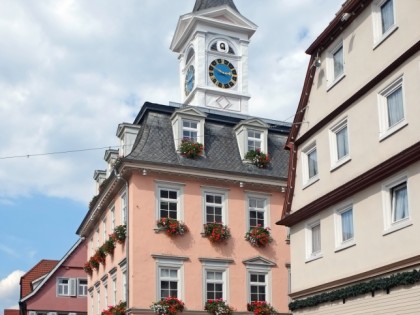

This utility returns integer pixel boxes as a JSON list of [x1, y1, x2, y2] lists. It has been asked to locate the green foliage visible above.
[[289, 269, 420, 311], [245, 149, 271, 168], [178, 138, 204, 159], [203, 223, 231, 243]]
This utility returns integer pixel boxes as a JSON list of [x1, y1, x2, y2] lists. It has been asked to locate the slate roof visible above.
[[193, 0, 239, 13], [126, 102, 290, 180], [20, 259, 58, 298]]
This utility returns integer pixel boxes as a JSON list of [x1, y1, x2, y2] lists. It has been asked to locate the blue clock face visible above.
[[208, 59, 237, 88], [185, 65, 195, 96]]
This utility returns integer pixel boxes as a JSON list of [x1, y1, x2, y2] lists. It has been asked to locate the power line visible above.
[[0, 146, 120, 160]]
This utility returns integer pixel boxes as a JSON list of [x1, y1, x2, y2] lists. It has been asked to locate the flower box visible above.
[[247, 301, 276, 315], [245, 226, 273, 247], [203, 223, 231, 243], [150, 297, 185, 315], [178, 138, 204, 159], [245, 149, 271, 168], [102, 301, 126, 315], [204, 299, 234, 315], [157, 218, 188, 236], [111, 225, 127, 244]]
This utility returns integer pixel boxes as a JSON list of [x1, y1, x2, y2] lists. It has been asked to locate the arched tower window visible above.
[[186, 48, 195, 64]]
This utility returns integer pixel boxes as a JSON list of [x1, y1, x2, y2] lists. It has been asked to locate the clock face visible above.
[[208, 59, 237, 89], [185, 65, 195, 96]]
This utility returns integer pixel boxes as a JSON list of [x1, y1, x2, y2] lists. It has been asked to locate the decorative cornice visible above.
[[151, 254, 189, 261]]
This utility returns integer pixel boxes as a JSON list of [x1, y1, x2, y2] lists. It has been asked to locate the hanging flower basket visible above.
[[204, 299, 234, 315], [245, 226, 273, 248], [89, 256, 100, 270], [178, 138, 204, 159], [203, 223, 231, 243], [245, 149, 271, 168], [94, 247, 107, 265], [111, 225, 127, 244], [247, 301, 276, 315], [150, 297, 185, 315], [102, 301, 127, 315]]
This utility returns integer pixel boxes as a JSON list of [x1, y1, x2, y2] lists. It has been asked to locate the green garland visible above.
[[289, 269, 420, 311]]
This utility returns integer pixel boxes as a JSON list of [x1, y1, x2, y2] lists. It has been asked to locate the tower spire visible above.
[[193, 0, 239, 13]]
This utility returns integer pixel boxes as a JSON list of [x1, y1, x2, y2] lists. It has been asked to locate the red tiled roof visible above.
[[20, 259, 59, 298], [4, 310, 19, 315]]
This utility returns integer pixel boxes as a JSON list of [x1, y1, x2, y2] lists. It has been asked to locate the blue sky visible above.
[[0, 0, 342, 310]]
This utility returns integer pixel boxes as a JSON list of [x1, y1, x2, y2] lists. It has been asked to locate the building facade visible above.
[[278, 0, 420, 314], [77, 1, 292, 315], [19, 239, 88, 315]]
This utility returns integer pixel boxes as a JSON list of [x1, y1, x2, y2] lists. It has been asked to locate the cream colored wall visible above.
[[290, 161, 420, 292], [128, 172, 290, 313], [293, 283, 420, 315], [291, 0, 420, 212]]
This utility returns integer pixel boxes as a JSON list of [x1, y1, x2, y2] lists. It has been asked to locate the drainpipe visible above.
[[113, 169, 129, 310]]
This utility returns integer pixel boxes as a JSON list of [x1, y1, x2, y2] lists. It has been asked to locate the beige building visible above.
[[278, 0, 420, 314]]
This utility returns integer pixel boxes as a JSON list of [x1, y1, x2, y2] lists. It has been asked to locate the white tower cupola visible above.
[[170, 0, 257, 115]]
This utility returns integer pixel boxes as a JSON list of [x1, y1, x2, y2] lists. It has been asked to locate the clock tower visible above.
[[170, 0, 257, 114]]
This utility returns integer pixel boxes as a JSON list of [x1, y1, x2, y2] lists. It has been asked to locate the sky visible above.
[[0, 0, 343, 310]]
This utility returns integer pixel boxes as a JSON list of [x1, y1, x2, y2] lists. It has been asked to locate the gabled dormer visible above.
[[171, 107, 207, 151], [234, 118, 269, 160], [104, 149, 119, 177], [116, 123, 141, 157]]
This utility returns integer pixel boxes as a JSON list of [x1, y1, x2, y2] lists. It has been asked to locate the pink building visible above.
[[19, 239, 88, 315], [77, 1, 291, 315]]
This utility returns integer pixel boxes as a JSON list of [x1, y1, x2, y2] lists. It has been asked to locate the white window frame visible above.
[[204, 269, 227, 302], [246, 193, 270, 230], [378, 76, 406, 141], [103, 280, 108, 307], [156, 181, 184, 221], [329, 118, 350, 170], [305, 220, 322, 262], [326, 41, 345, 89], [111, 275, 117, 305], [121, 190, 127, 225], [77, 278, 88, 297], [301, 142, 319, 188], [102, 217, 107, 243], [89, 290, 94, 315], [334, 204, 355, 251], [110, 205, 115, 230], [202, 187, 228, 225], [182, 119, 200, 143], [247, 129, 263, 152], [245, 265, 272, 303], [372, 0, 398, 48], [382, 174, 411, 235], [96, 285, 101, 315], [57, 278, 70, 296], [155, 258, 184, 301], [121, 262, 127, 302]]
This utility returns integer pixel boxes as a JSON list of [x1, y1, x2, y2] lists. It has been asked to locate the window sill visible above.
[[305, 253, 323, 263], [373, 25, 398, 50], [302, 176, 319, 190], [326, 74, 346, 92], [334, 240, 356, 253], [383, 219, 412, 236], [379, 120, 408, 142], [330, 156, 351, 172]]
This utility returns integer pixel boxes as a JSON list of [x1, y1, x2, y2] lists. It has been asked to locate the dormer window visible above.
[[171, 107, 206, 152], [247, 129, 262, 151], [234, 119, 269, 161], [182, 119, 198, 142]]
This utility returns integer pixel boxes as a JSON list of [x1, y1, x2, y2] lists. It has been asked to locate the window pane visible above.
[[311, 224, 321, 254], [392, 183, 408, 222], [333, 46, 344, 79], [381, 0, 394, 34], [336, 126, 349, 160], [387, 87, 404, 127], [341, 209, 354, 242], [308, 149, 318, 178]]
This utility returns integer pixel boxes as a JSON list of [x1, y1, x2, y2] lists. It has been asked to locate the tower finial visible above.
[[193, 0, 239, 13]]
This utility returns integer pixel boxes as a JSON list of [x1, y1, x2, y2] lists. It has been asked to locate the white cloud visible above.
[[0, 270, 25, 310]]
